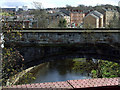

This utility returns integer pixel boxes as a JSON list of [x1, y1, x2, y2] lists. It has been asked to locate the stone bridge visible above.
[[3, 29, 120, 45], [2, 29, 120, 89], [18, 44, 120, 68], [3, 29, 120, 67]]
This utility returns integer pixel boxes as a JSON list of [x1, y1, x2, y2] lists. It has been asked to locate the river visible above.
[[30, 57, 120, 84], [31, 58, 91, 83], [15, 45, 120, 85]]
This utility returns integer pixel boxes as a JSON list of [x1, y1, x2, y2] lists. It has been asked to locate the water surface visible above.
[[32, 59, 91, 83]]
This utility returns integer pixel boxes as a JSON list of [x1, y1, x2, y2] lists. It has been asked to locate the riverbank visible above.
[[8, 63, 47, 86]]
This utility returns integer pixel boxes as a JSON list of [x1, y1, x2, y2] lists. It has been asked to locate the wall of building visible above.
[[70, 12, 85, 25], [83, 15, 98, 28], [99, 17, 103, 27], [104, 11, 119, 27]]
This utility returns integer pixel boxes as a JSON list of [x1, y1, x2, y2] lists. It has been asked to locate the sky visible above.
[[0, 0, 120, 8]]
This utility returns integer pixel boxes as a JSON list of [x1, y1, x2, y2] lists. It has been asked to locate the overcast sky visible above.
[[0, 0, 120, 8]]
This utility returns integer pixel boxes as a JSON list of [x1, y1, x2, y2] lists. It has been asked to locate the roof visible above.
[[85, 13, 99, 19], [60, 9, 70, 16], [91, 10, 103, 18], [90, 14, 99, 19], [3, 78, 119, 89], [84, 10, 103, 19], [2, 8, 16, 11], [102, 8, 119, 13], [49, 13, 62, 16]]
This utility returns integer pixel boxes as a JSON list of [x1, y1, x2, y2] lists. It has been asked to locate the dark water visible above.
[[32, 59, 91, 83], [15, 45, 120, 84], [31, 58, 120, 83]]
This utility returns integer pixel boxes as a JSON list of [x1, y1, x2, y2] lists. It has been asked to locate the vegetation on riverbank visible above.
[[15, 63, 47, 85], [1, 21, 35, 86], [72, 58, 120, 78]]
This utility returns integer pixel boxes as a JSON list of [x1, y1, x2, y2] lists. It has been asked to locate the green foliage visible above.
[[108, 14, 120, 28], [72, 58, 120, 78], [91, 70, 97, 78], [72, 58, 96, 75], [15, 72, 36, 85], [0, 12, 12, 16], [1, 22, 24, 86], [2, 47, 24, 86], [58, 19, 67, 28], [1, 20, 33, 86], [99, 60, 120, 78]]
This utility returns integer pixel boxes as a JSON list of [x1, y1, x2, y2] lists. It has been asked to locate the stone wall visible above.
[[8, 30, 120, 45]]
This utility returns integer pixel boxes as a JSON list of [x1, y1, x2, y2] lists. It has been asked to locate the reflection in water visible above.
[[32, 58, 120, 83], [32, 59, 91, 83]]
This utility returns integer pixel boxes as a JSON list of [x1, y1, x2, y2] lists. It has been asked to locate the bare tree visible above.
[[31, 2, 48, 28], [109, 14, 120, 28]]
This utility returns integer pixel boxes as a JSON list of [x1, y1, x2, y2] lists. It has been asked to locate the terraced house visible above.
[[83, 11, 104, 28], [70, 10, 85, 27], [98, 8, 120, 27]]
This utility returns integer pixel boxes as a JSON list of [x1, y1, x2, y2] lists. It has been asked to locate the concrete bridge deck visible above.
[[3, 78, 120, 89]]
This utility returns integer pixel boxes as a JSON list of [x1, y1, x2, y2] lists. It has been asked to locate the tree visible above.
[[72, 58, 120, 78], [30, 2, 49, 28], [72, 58, 98, 77], [1, 18, 35, 86], [66, 5, 73, 10], [2, 48, 24, 86], [91, 60, 120, 78], [1, 21, 25, 86], [48, 20, 59, 28], [108, 14, 120, 28], [58, 19, 67, 28]]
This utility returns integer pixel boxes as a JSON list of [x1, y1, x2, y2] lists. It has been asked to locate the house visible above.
[[83, 10, 104, 28], [60, 9, 70, 26], [70, 11, 85, 27], [48, 13, 63, 24], [2, 16, 37, 29], [97, 8, 120, 27]]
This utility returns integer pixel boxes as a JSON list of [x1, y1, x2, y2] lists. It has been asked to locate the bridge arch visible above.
[[20, 44, 120, 68]]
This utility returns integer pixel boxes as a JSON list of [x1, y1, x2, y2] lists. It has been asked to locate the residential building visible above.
[[83, 11, 103, 28], [48, 13, 63, 24], [70, 11, 85, 27], [63, 15, 70, 26], [98, 8, 120, 27], [2, 16, 37, 29], [60, 9, 70, 26]]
